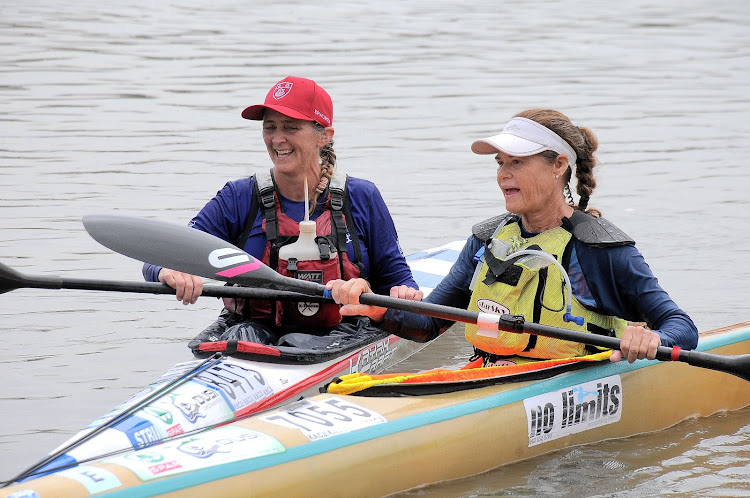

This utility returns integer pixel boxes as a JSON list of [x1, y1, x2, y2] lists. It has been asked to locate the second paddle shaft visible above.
[[355, 291, 748, 380]]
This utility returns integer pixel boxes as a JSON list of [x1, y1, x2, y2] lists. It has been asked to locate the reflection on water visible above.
[[1, 0, 749, 494]]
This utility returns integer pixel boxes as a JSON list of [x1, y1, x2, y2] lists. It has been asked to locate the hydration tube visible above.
[[503, 249, 585, 326]]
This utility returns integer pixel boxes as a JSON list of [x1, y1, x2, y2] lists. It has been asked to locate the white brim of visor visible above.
[[471, 117, 577, 168]]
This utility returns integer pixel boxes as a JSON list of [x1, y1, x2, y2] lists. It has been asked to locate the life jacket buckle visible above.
[[330, 191, 344, 211], [316, 236, 333, 261], [260, 189, 275, 209]]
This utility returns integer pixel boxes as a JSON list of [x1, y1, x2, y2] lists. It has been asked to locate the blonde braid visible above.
[[309, 123, 336, 217]]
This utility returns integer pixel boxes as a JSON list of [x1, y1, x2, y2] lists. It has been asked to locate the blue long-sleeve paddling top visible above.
[[143, 175, 417, 294], [379, 234, 699, 349]]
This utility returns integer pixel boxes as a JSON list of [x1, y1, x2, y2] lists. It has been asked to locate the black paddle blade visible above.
[[0, 261, 27, 295], [82, 214, 325, 296], [683, 349, 750, 383]]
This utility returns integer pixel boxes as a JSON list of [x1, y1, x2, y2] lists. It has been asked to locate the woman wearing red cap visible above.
[[328, 109, 698, 366], [144, 76, 420, 348]]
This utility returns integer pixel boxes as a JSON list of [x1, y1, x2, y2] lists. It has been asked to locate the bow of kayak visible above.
[[1, 240, 464, 487]]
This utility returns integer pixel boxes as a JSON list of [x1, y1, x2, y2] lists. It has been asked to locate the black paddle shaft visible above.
[[0, 261, 331, 302], [359, 293, 750, 382]]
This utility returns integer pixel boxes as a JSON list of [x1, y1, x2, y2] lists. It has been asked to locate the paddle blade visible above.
[[683, 349, 750, 383], [0, 261, 27, 294], [82, 214, 324, 296]]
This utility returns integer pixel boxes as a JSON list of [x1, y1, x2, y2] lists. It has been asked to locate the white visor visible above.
[[471, 117, 577, 169]]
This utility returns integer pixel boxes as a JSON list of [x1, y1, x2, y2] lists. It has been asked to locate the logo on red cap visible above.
[[241, 76, 333, 127], [273, 82, 293, 100]]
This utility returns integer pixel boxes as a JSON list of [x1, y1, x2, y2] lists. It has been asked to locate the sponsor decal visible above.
[[124, 450, 164, 464], [142, 406, 173, 425], [148, 460, 182, 476], [133, 425, 160, 448], [348, 338, 392, 374], [166, 424, 184, 437], [273, 82, 293, 100], [58, 466, 122, 494], [297, 301, 320, 316], [171, 386, 230, 424], [108, 426, 285, 482], [294, 271, 323, 316], [208, 248, 261, 278], [523, 375, 622, 447], [193, 361, 274, 412], [262, 398, 386, 441], [476, 298, 510, 316], [314, 108, 331, 125], [176, 429, 263, 459], [114, 416, 161, 449], [296, 270, 322, 283], [5, 490, 40, 498]]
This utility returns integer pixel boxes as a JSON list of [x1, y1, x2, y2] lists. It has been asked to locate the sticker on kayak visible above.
[[85, 360, 205, 430], [262, 398, 386, 441], [5, 490, 40, 498], [348, 337, 393, 374], [106, 426, 285, 482], [523, 374, 622, 447], [192, 360, 274, 411], [58, 466, 122, 494]]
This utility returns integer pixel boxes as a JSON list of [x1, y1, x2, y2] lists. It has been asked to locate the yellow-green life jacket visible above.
[[466, 215, 629, 359]]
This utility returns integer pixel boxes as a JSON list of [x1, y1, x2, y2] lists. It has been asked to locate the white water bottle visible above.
[[278, 178, 320, 262]]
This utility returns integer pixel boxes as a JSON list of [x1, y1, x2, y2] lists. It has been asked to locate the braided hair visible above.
[[310, 122, 336, 217]]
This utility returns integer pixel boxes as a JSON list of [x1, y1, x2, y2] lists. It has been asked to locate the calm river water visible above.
[[1, 1, 749, 495]]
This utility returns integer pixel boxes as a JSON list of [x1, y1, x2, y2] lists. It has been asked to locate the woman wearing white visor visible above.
[[328, 109, 698, 365]]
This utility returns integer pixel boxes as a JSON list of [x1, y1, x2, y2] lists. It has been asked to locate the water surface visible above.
[[1, 1, 749, 495]]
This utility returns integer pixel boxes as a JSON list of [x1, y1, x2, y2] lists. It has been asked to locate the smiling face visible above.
[[262, 109, 332, 178], [495, 151, 572, 231]]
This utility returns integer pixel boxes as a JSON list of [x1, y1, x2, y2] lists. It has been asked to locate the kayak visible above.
[[3, 321, 748, 497], [0, 239, 465, 485]]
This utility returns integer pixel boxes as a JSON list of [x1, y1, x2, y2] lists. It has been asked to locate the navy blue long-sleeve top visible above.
[[379, 233, 699, 349]]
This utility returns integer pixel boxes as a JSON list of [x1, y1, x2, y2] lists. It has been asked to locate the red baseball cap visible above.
[[241, 76, 333, 127]]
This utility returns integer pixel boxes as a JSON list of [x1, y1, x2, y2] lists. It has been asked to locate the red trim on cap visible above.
[[670, 346, 681, 362]]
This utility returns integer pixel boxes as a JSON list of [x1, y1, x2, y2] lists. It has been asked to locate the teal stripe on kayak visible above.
[[101, 325, 750, 497], [696, 325, 750, 350]]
